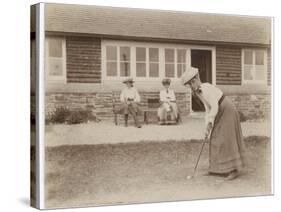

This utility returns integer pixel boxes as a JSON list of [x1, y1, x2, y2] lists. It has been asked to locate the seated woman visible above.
[[158, 78, 178, 125], [119, 78, 142, 128]]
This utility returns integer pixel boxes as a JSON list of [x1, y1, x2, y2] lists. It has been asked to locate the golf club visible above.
[[187, 137, 208, 180]]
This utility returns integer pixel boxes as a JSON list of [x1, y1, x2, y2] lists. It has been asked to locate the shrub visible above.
[[46, 107, 71, 124], [46, 107, 100, 124], [238, 111, 247, 122], [65, 110, 91, 124]]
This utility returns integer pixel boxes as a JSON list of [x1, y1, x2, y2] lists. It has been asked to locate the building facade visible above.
[[31, 4, 272, 121]]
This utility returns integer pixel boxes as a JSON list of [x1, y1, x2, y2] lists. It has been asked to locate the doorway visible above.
[[191, 49, 212, 112]]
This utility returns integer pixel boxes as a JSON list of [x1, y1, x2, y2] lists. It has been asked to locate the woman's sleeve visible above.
[[203, 88, 219, 126], [206, 100, 218, 126]]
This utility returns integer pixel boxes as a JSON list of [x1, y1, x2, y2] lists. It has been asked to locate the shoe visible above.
[[124, 115, 128, 127], [204, 172, 228, 177], [203, 172, 216, 176], [226, 170, 239, 181]]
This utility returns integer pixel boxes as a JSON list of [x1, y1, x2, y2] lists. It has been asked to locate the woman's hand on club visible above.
[[205, 122, 213, 139]]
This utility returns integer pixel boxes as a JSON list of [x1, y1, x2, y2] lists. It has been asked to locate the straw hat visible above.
[[181, 67, 199, 85], [123, 77, 135, 84]]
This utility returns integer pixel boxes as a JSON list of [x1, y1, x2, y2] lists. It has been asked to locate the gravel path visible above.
[[45, 118, 271, 146]]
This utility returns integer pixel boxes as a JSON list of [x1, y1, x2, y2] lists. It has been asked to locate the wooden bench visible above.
[[113, 105, 182, 125], [112, 92, 182, 125], [143, 108, 182, 124], [113, 108, 150, 125]]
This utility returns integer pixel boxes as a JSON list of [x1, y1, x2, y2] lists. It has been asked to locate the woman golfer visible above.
[[181, 67, 246, 180]]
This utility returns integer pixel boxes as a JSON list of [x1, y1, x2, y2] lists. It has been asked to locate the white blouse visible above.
[[160, 89, 176, 102], [196, 83, 223, 126], [120, 87, 141, 103]]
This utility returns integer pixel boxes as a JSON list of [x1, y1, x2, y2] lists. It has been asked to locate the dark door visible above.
[[191, 50, 212, 112]]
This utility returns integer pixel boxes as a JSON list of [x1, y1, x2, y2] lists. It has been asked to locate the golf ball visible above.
[[187, 176, 192, 179]]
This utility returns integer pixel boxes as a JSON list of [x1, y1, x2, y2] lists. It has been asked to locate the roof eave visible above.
[[45, 31, 271, 48]]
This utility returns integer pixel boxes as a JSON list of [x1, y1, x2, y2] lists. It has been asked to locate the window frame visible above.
[[241, 48, 267, 84], [135, 47, 147, 78], [45, 37, 67, 83], [101, 40, 216, 83], [164, 48, 176, 78], [103, 44, 133, 80], [148, 47, 160, 78]]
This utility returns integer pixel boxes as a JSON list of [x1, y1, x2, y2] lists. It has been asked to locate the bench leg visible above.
[[144, 111, 148, 124], [177, 113, 182, 124], [114, 113, 118, 125]]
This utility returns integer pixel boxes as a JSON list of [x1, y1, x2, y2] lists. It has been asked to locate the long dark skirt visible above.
[[209, 97, 246, 174]]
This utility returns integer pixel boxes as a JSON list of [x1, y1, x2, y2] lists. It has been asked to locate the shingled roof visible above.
[[45, 3, 271, 45]]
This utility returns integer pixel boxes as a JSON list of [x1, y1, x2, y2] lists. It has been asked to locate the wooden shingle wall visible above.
[[216, 45, 242, 85], [267, 48, 271, 86], [66, 36, 101, 83]]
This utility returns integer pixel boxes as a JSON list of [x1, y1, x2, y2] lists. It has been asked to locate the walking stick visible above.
[[187, 137, 208, 179]]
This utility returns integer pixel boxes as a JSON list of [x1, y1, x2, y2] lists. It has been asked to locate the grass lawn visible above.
[[45, 136, 271, 209]]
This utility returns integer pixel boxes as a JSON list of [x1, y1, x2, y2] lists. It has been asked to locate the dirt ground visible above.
[[45, 136, 272, 209]]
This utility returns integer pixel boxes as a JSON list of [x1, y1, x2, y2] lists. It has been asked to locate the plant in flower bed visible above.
[[46, 107, 100, 124]]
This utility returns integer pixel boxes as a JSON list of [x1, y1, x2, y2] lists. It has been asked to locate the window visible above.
[[46, 37, 66, 82], [120, 47, 130, 77], [106, 46, 117, 76], [177, 49, 186, 78], [105, 46, 131, 77], [149, 48, 159, 77], [136, 47, 146, 77], [165, 48, 187, 78], [165, 49, 175, 78], [102, 41, 213, 82], [242, 49, 267, 83]]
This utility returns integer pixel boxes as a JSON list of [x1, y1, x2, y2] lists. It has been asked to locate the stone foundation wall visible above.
[[228, 94, 271, 120], [42, 91, 271, 122], [45, 91, 191, 121]]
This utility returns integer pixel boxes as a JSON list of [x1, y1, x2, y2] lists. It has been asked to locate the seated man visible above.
[[158, 78, 178, 125], [119, 78, 142, 128]]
